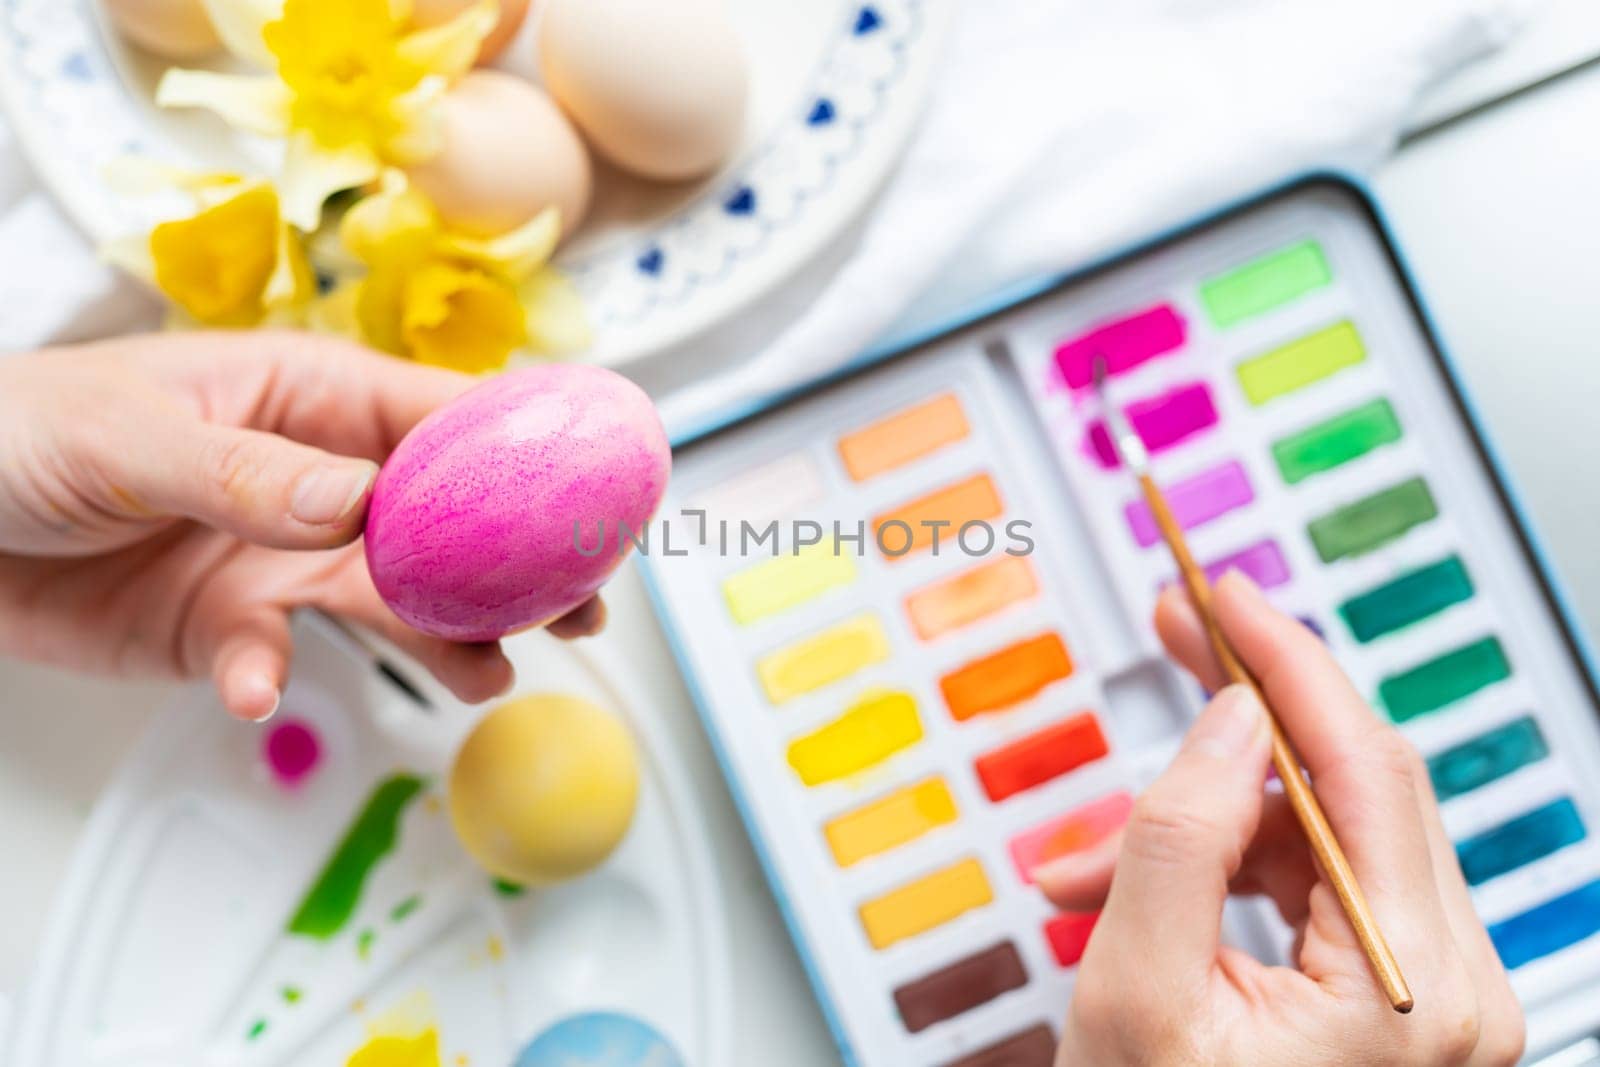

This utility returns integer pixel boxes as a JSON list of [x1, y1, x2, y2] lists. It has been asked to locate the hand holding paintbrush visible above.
[[1089, 355, 1413, 1012], [1029, 358, 1526, 1064], [1038, 575, 1526, 1065]]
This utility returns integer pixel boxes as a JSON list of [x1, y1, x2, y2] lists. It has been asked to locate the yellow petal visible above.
[[306, 217, 364, 278], [155, 70, 291, 136], [257, 301, 311, 328], [149, 184, 282, 325], [518, 266, 591, 355], [102, 157, 246, 200], [198, 0, 284, 67], [401, 262, 526, 372], [340, 173, 438, 262], [381, 75, 449, 165], [396, 0, 496, 80], [263, 218, 313, 306], [355, 265, 410, 354], [100, 232, 157, 284], [267, 0, 403, 89], [441, 207, 560, 280], [280, 133, 381, 230], [309, 278, 363, 337]]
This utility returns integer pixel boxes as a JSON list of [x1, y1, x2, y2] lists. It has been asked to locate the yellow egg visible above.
[[538, 0, 748, 181], [407, 71, 592, 240], [101, 0, 220, 60], [448, 694, 639, 885], [410, 0, 531, 64]]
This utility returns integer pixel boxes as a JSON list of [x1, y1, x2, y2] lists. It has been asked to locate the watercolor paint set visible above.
[[5, 618, 733, 1067], [644, 176, 1600, 1065]]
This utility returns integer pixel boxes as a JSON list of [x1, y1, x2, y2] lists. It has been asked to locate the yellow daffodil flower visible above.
[[326, 172, 589, 373], [103, 163, 312, 327], [157, 0, 495, 230]]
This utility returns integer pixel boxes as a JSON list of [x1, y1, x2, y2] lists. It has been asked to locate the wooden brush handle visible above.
[[1140, 474, 1414, 1013]]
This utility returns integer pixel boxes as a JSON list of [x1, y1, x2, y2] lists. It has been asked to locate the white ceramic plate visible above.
[[0, 0, 951, 365], [4, 617, 733, 1067]]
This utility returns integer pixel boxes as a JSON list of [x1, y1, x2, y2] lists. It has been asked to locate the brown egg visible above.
[[410, 0, 532, 64], [407, 71, 592, 240], [538, 0, 748, 181], [101, 0, 220, 60]]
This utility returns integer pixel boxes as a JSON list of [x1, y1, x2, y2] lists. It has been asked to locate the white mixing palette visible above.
[[5, 617, 731, 1067]]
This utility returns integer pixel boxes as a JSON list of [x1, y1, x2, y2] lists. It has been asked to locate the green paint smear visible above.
[[1236, 320, 1365, 406], [281, 985, 302, 1005], [390, 894, 423, 923], [247, 1019, 268, 1041], [1202, 240, 1333, 328], [1272, 398, 1402, 485], [287, 773, 427, 940], [1307, 476, 1437, 563], [1339, 555, 1473, 643], [1380, 636, 1511, 722], [1428, 716, 1548, 802], [356, 928, 376, 960], [492, 878, 526, 897]]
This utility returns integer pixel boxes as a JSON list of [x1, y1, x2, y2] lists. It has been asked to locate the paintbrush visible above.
[[311, 609, 436, 712], [1091, 356, 1413, 1014]]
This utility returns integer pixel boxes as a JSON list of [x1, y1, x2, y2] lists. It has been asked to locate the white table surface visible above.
[[6, 49, 1600, 1067]]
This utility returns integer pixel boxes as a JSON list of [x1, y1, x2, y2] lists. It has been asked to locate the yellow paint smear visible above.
[[757, 614, 890, 704], [788, 690, 922, 786], [825, 778, 957, 866], [723, 542, 857, 625], [347, 1029, 440, 1067], [859, 858, 993, 949]]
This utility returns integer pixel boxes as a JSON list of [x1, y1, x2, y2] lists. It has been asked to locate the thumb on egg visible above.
[[106, 418, 379, 550]]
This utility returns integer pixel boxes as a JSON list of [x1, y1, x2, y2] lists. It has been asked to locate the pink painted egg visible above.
[[365, 365, 670, 642]]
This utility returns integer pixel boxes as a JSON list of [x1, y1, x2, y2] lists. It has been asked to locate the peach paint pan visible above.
[[642, 176, 1600, 1066]]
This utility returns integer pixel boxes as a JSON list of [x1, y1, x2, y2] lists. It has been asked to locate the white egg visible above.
[[410, 0, 531, 64], [407, 71, 592, 240], [538, 0, 748, 181], [101, 0, 220, 59]]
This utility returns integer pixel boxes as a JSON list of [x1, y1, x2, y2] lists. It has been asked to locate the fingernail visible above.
[[1030, 854, 1082, 886], [291, 463, 377, 525], [1158, 583, 1198, 617], [1189, 684, 1263, 758], [1219, 567, 1264, 602], [239, 676, 280, 722]]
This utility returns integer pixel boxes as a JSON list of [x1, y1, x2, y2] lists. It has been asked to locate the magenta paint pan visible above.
[[1055, 304, 1187, 390], [1124, 460, 1254, 547], [1201, 539, 1291, 589], [1086, 382, 1219, 468]]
